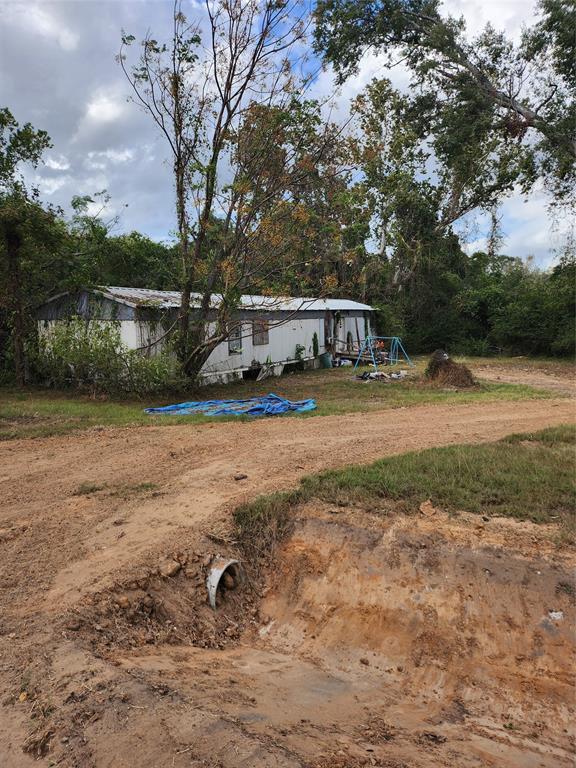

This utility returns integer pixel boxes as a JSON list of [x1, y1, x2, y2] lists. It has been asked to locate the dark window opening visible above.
[[252, 319, 269, 346], [228, 324, 242, 355]]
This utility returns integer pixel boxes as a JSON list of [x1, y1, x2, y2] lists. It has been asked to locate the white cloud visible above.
[[73, 87, 130, 142], [459, 185, 571, 267], [85, 91, 126, 125], [33, 174, 72, 195], [442, 0, 538, 40], [45, 155, 70, 171], [84, 148, 135, 170], [1, 3, 79, 51]]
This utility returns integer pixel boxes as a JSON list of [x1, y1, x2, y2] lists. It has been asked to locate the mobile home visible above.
[[36, 287, 374, 383]]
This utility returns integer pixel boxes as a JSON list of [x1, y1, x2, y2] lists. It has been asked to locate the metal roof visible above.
[[96, 286, 373, 312]]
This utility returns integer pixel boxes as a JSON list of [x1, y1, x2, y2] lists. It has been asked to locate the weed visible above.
[[503, 424, 576, 445], [107, 482, 159, 498], [72, 482, 105, 496], [556, 580, 576, 602], [233, 490, 301, 559]]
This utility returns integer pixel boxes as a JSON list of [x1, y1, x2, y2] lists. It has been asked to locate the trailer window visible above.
[[228, 324, 242, 354], [252, 319, 269, 346]]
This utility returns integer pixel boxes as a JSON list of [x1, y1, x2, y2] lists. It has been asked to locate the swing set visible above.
[[353, 335, 413, 372]]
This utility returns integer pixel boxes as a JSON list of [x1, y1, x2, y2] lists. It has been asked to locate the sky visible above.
[[0, 0, 570, 267]]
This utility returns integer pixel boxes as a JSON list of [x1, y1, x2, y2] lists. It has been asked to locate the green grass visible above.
[[72, 482, 105, 496], [107, 482, 160, 498], [0, 359, 556, 441], [234, 425, 576, 553], [71, 480, 160, 498]]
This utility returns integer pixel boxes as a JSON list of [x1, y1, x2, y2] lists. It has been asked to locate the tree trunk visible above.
[[174, 150, 194, 364], [182, 329, 227, 380], [180, 159, 220, 378], [4, 224, 26, 386]]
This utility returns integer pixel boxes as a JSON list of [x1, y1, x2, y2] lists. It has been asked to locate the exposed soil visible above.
[[476, 364, 576, 396], [0, 372, 574, 767]]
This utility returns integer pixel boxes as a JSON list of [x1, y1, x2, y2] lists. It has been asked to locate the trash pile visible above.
[[356, 369, 409, 382], [425, 350, 476, 388]]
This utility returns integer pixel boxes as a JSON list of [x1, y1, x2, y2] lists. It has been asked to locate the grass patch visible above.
[[107, 482, 160, 498], [72, 482, 105, 496], [233, 490, 300, 560], [234, 425, 576, 554], [454, 355, 575, 377], [0, 358, 555, 441]]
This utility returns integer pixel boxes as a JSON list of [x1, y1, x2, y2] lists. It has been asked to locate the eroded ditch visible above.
[[14, 502, 576, 768], [48, 503, 572, 767]]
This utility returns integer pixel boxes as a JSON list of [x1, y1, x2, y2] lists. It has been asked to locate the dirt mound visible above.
[[6, 502, 576, 768], [65, 549, 259, 655], [425, 349, 476, 387]]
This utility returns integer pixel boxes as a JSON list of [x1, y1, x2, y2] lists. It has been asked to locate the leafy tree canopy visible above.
[[314, 0, 576, 201]]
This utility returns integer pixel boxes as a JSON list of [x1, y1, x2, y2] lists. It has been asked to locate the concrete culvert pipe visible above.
[[206, 557, 243, 609]]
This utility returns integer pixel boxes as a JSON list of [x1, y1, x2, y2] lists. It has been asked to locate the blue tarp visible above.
[[145, 393, 316, 417]]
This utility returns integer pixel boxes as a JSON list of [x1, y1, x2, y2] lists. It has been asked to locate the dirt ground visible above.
[[475, 364, 576, 396], [0, 366, 574, 767]]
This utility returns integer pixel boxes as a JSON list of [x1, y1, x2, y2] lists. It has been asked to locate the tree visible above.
[[231, 99, 372, 300], [0, 108, 55, 384], [347, 77, 503, 305], [120, 0, 337, 379], [314, 0, 575, 202], [69, 193, 180, 290]]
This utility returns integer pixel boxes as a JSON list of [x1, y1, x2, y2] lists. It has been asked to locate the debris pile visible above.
[[425, 350, 476, 388], [356, 369, 409, 383]]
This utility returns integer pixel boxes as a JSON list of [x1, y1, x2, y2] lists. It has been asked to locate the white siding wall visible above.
[[119, 321, 140, 349], [38, 310, 372, 383], [201, 316, 324, 376], [39, 318, 138, 345]]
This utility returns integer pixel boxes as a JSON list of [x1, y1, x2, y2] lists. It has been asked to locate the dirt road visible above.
[[0, 391, 574, 767], [1, 397, 573, 601]]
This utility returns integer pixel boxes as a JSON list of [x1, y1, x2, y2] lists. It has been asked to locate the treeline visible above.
[[377, 251, 575, 358], [1, 189, 572, 386], [1, 0, 574, 385]]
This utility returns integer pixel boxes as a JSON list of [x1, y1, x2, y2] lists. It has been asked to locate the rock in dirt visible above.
[[419, 499, 438, 516], [65, 618, 82, 631], [419, 731, 447, 745], [234, 472, 248, 481], [158, 559, 181, 578]]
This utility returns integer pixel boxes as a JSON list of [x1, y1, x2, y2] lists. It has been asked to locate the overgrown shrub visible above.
[[34, 317, 181, 396]]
